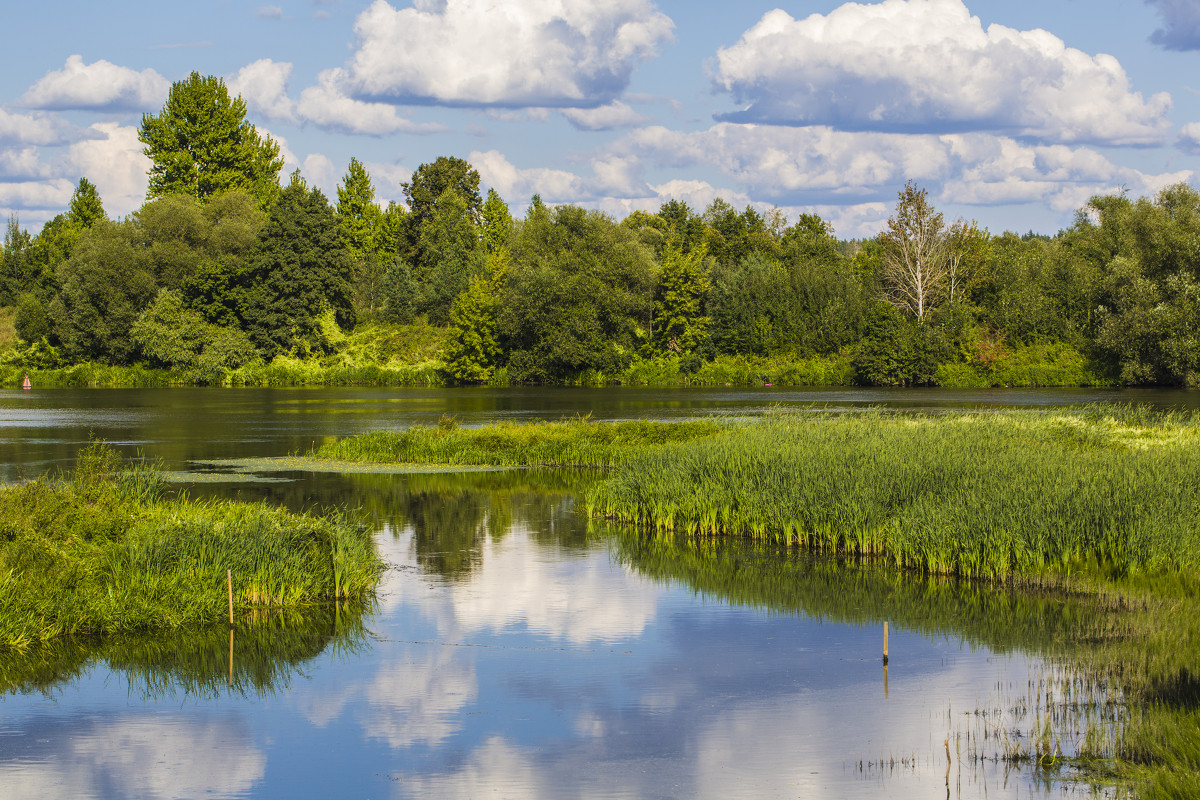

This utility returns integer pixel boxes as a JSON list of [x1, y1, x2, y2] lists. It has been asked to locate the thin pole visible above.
[[227, 569, 234, 626], [883, 621, 889, 664], [228, 628, 234, 686]]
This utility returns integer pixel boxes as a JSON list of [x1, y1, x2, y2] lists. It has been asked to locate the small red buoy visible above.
[[22, 374, 31, 390]]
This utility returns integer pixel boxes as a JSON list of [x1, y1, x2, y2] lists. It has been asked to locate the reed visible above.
[[0, 444, 381, 649], [311, 417, 723, 467], [589, 406, 1200, 580]]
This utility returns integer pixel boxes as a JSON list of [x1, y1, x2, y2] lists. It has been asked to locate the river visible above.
[[0, 386, 1169, 799]]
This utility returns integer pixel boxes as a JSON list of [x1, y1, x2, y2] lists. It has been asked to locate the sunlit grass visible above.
[[0, 442, 382, 649]]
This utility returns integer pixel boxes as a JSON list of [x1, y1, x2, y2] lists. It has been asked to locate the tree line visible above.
[[2, 72, 1199, 387]]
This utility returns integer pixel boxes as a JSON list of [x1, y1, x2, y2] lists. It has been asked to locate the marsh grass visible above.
[[0, 443, 381, 649], [589, 407, 1200, 579], [311, 417, 723, 467]]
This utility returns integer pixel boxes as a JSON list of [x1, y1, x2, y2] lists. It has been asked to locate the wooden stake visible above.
[[883, 621, 889, 664], [228, 628, 234, 686], [227, 569, 234, 626]]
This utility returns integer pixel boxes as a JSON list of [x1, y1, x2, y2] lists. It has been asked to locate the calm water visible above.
[[0, 386, 1166, 799]]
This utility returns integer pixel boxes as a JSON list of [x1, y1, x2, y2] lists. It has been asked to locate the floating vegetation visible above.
[[162, 469, 295, 484], [192, 456, 520, 475]]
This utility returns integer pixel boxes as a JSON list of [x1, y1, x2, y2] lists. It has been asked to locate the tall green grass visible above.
[[588, 407, 1200, 579], [0, 443, 381, 649], [311, 417, 723, 467]]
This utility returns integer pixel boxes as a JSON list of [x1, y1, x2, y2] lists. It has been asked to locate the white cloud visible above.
[[21, 55, 169, 112], [228, 59, 298, 122], [0, 147, 54, 182], [473, 149, 593, 205], [712, 0, 1172, 146], [66, 123, 150, 218], [561, 101, 651, 131], [255, 4, 284, 19], [228, 60, 443, 136], [302, 152, 338, 196], [0, 179, 74, 211], [341, 0, 674, 108], [608, 123, 1193, 214], [1178, 122, 1200, 154], [297, 69, 445, 135], [0, 108, 90, 146], [1148, 0, 1200, 51]]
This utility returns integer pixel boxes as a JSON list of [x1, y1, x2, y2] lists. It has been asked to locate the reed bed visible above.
[[588, 407, 1200, 580], [0, 443, 381, 649], [311, 417, 723, 467]]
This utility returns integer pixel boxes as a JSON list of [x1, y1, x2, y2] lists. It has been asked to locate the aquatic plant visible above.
[[0, 444, 381, 649], [311, 417, 723, 467], [589, 407, 1200, 579]]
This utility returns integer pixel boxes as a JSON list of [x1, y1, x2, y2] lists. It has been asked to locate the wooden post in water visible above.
[[883, 621, 889, 665], [228, 628, 234, 686], [227, 569, 234, 626]]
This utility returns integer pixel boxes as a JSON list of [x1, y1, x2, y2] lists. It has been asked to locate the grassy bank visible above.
[[311, 416, 723, 467], [588, 407, 1200, 579], [0, 443, 381, 649]]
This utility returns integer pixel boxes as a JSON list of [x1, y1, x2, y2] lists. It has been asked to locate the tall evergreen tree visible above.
[[0, 215, 31, 305], [335, 158, 383, 260], [68, 178, 105, 228], [241, 173, 354, 358], [481, 188, 513, 255], [139, 73, 283, 208]]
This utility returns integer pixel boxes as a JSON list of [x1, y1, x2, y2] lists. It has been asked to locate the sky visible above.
[[3, 0, 1200, 238]]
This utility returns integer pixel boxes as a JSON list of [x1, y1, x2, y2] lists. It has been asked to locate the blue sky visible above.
[[3, 0, 1200, 237]]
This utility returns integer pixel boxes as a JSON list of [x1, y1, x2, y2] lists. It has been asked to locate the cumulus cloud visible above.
[[228, 59, 298, 122], [301, 153, 338, 196], [561, 101, 651, 131], [21, 55, 169, 112], [228, 60, 444, 135], [67, 123, 151, 218], [297, 69, 446, 135], [1148, 0, 1200, 51], [0, 108, 96, 146], [0, 147, 54, 182], [341, 0, 674, 108], [713, 0, 1171, 146], [608, 123, 1191, 212], [255, 5, 284, 19], [1178, 122, 1200, 154]]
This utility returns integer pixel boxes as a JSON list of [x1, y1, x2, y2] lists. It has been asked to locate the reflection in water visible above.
[[0, 605, 369, 700], [0, 717, 266, 800], [0, 468, 1125, 799]]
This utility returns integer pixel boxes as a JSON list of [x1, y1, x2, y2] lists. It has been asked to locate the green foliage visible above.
[[652, 243, 710, 354], [853, 302, 951, 385], [446, 272, 500, 383], [131, 289, 256, 381], [48, 219, 156, 363], [415, 189, 483, 324], [67, 177, 105, 228], [14, 293, 50, 343], [403, 155, 483, 231], [481, 188, 513, 254], [335, 157, 383, 261], [241, 175, 355, 358], [500, 205, 655, 382], [139, 72, 282, 208], [0, 215, 32, 306]]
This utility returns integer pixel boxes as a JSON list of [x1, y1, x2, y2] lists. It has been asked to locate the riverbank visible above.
[[0, 443, 381, 649]]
